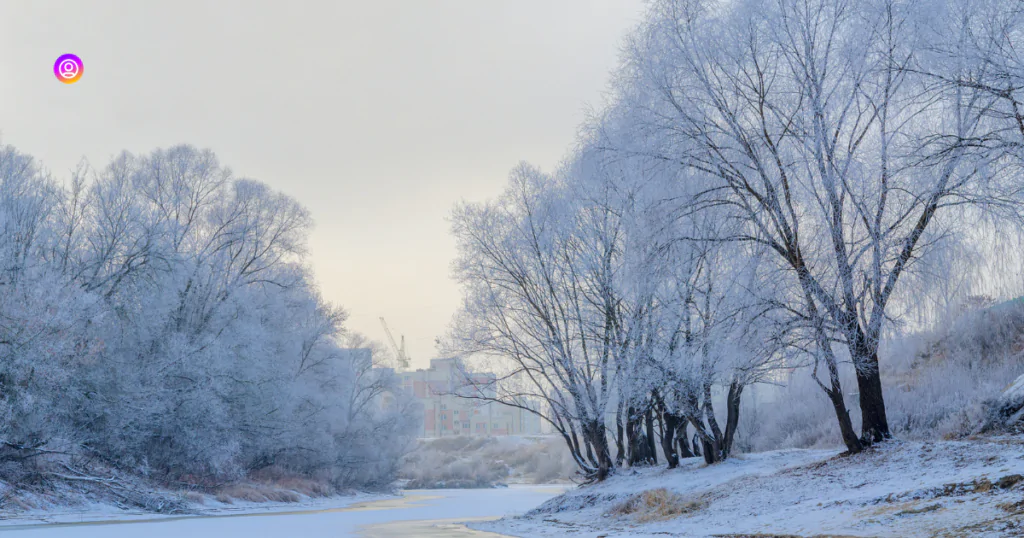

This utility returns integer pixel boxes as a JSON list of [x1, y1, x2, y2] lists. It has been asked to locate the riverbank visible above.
[[0, 491, 393, 529], [0, 486, 567, 537], [473, 438, 1024, 537]]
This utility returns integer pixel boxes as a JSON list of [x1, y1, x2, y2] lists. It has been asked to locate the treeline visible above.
[[446, 0, 1024, 480], [0, 144, 415, 490]]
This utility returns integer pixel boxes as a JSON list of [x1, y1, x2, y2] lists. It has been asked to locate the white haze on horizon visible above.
[[0, 0, 645, 367]]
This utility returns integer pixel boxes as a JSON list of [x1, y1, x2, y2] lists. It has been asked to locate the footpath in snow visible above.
[[474, 438, 1024, 537]]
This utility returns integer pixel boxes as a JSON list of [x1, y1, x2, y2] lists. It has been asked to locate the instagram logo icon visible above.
[[54, 54, 83, 84]]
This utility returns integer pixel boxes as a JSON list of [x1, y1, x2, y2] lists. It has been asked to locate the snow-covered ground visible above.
[[0, 491, 390, 529], [8, 439, 1024, 537], [474, 438, 1024, 537], [0, 486, 566, 537]]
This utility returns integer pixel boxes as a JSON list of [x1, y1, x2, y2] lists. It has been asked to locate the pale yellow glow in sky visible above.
[[0, 0, 643, 368]]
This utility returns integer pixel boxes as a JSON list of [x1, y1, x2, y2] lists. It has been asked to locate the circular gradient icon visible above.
[[54, 54, 83, 84]]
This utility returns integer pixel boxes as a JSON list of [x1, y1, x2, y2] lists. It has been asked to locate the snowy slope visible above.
[[474, 438, 1024, 537]]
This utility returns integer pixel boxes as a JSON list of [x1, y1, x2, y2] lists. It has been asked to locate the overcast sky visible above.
[[0, 0, 644, 369]]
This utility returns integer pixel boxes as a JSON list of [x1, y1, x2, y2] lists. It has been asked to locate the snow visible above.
[[8, 441, 1024, 538], [474, 439, 1024, 537], [0, 492, 390, 529], [0, 486, 567, 537], [1002, 374, 1024, 403]]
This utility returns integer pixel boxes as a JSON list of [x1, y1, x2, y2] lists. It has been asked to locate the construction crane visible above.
[[379, 317, 410, 370]]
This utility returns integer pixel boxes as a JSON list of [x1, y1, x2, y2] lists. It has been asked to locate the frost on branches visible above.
[[0, 144, 416, 492], [446, 0, 1024, 481]]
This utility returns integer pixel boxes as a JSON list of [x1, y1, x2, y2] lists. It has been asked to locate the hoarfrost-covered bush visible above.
[[733, 379, 853, 453], [885, 299, 1024, 439], [0, 143, 416, 491], [732, 299, 1024, 451]]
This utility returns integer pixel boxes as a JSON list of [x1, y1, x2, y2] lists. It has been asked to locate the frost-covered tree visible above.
[[447, 0, 1024, 468], [0, 142, 415, 491], [449, 163, 624, 480], [613, 0, 1024, 452]]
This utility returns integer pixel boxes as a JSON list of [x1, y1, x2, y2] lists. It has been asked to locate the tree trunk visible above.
[[626, 406, 639, 465], [701, 438, 717, 465], [796, 257, 868, 454], [703, 384, 725, 447], [829, 389, 862, 454], [569, 425, 580, 457], [614, 401, 625, 466], [627, 410, 655, 466], [574, 425, 598, 469], [661, 412, 679, 468], [822, 344, 863, 454], [559, 430, 593, 476], [585, 419, 612, 481], [701, 385, 726, 462], [854, 347, 890, 444], [722, 381, 743, 458], [677, 420, 694, 459], [686, 415, 722, 464], [645, 408, 658, 465]]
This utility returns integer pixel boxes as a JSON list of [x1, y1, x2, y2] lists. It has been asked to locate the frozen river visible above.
[[0, 486, 567, 537]]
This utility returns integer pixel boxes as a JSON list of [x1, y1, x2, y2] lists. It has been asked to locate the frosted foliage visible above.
[[0, 144, 416, 489], [447, 0, 1024, 477]]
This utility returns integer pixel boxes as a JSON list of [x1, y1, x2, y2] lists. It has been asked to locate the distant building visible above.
[[398, 358, 543, 438]]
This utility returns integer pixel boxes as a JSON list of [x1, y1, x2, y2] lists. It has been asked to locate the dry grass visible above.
[[179, 490, 206, 505], [857, 498, 947, 518], [996, 474, 1024, 489], [997, 499, 1024, 514], [3, 494, 37, 510], [713, 535, 867, 538], [209, 466, 335, 505], [610, 488, 705, 523], [894, 503, 943, 516], [249, 466, 334, 497], [215, 484, 301, 503]]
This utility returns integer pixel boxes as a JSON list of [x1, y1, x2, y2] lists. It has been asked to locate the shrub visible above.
[[611, 488, 704, 522]]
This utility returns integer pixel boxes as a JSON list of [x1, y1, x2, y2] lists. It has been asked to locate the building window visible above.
[[454, 410, 459, 416], [463, 421, 470, 429]]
